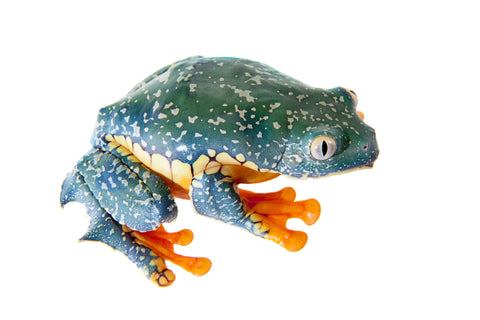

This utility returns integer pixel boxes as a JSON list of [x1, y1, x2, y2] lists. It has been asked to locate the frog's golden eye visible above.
[[310, 136, 337, 160]]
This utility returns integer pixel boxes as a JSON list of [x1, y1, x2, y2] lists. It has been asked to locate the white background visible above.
[[1, 1, 479, 319]]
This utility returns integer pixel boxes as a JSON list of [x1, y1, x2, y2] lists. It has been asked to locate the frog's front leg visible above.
[[191, 172, 320, 251]]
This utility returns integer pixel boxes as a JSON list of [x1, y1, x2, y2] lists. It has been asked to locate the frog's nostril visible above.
[[362, 144, 368, 150]]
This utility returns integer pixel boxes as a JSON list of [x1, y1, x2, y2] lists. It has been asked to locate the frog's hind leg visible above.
[[60, 169, 176, 286], [61, 146, 211, 286], [191, 173, 320, 252]]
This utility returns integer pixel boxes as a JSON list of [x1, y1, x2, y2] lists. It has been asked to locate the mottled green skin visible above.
[[92, 56, 378, 178]]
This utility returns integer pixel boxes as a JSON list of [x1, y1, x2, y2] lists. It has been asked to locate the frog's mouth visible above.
[[283, 163, 375, 180], [318, 162, 376, 179]]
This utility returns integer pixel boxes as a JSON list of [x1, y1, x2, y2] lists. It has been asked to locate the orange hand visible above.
[[239, 187, 321, 252]]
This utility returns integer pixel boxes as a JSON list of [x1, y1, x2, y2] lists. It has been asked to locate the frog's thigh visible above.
[[60, 169, 175, 286], [75, 147, 177, 232]]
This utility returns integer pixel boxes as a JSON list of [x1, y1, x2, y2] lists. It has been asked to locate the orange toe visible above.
[[277, 187, 296, 202], [283, 230, 308, 252], [239, 187, 296, 205], [265, 226, 308, 252], [142, 226, 194, 246]]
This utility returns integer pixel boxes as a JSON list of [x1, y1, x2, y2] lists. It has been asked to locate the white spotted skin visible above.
[[60, 167, 175, 286], [92, 56, 379, 179]]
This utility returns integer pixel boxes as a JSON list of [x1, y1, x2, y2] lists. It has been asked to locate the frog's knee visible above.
[[73, 148, 177, 231]]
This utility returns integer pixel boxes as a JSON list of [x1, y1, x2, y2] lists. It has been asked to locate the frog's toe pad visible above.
[[185, 257, 212, 276], [296, 199, 321, 226], [151, 268, 176, 287], [278, 230, 308, 252], [263, 221, 308, 252], [172, 229, 194, 246]]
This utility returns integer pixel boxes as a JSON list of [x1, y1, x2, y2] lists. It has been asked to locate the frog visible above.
[[60, 56, 379, 287]]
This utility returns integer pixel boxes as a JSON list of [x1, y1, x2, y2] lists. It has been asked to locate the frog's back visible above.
[[92, 57, 319, 166]]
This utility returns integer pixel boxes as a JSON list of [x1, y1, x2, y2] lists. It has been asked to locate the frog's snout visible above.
[[362, 130, 379, 167]]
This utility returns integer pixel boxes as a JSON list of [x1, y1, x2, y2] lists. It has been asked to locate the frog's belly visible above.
[[105, 134, 280, 199]]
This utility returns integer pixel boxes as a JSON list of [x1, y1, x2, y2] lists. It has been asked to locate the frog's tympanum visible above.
[[61, 56, 379, 286]]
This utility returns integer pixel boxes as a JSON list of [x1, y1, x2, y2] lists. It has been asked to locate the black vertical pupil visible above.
[[322, 140, 328, 156]]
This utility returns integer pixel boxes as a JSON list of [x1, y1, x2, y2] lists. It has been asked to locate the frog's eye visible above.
[[310, 136, 337, 161], [343, 88, 358, 106]]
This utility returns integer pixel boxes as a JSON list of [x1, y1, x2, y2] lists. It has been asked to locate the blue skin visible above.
[[61, 147, 177, 285], [61, 56, 379, 286]]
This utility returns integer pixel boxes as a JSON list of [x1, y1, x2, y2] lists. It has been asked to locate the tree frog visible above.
[[61, 56, 379, 286]]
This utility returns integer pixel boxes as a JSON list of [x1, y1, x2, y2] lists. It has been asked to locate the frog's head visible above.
[[277, 87, 379, 179]]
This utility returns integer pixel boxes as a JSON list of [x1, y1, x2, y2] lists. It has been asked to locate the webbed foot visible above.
[[239, 187, 321, 251], [129, 225, 212, 279]]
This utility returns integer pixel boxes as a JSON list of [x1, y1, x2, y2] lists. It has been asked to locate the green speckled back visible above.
[[92, 56, 378, 178]]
